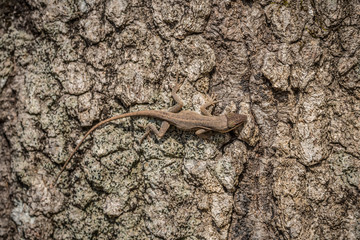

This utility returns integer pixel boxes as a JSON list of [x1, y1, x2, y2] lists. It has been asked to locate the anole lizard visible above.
[[52, 76, 247, 187]]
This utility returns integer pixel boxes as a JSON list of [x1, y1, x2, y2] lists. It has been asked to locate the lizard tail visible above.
[[51, 110, 163, 187]]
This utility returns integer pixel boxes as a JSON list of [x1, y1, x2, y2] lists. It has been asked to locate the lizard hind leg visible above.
[[168, 83, 184, 113], [167, 68, 186, 113], [140, 121, 170, 143]]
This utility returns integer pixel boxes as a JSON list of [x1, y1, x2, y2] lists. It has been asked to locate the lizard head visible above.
[[225, 113, 247, 131]]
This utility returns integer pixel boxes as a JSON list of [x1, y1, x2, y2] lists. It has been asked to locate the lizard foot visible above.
[[172, 78, 185, 94], [139, 131, 151, 144], [205, 93, 220, 106]]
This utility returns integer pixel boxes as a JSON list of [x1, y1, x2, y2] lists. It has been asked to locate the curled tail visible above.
[[51, 110, 164, 187]]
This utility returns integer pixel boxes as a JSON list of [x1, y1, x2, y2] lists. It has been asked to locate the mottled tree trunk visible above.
[[1, 0, 359, 239]]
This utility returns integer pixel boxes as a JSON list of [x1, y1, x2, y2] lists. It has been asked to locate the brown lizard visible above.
[[52, 78, 247, 187]]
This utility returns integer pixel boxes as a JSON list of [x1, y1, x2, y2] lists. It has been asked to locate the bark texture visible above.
[[1, 0, 359, 239]]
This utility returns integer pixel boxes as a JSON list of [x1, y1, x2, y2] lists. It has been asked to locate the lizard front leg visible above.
[[195, 129, 210, 139], [140, 121, 170, 143], [200, 94, 220, 116]]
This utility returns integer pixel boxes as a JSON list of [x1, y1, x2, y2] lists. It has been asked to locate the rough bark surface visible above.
[[1, 0, 359, 239]]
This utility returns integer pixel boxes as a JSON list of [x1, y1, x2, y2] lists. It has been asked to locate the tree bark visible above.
[[1, 0, 359, 239]]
